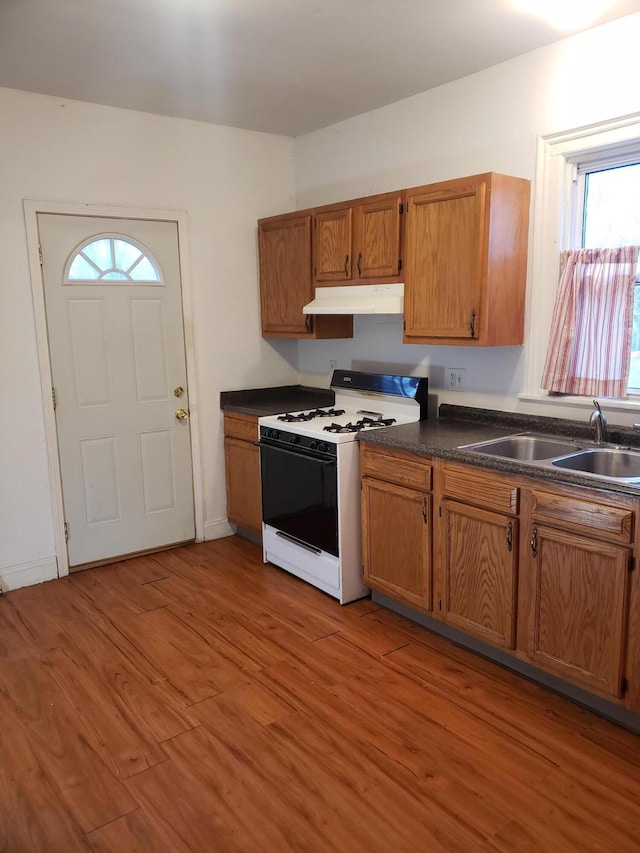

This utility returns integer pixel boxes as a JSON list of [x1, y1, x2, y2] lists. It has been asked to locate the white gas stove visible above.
[[257, 370, 428, 603]]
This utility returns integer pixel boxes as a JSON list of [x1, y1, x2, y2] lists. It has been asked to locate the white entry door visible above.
[[38, 214, 195, 568]]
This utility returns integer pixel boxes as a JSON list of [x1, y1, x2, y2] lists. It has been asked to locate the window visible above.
[[64, 235, 162, 284], [572, 158, 640, 391]]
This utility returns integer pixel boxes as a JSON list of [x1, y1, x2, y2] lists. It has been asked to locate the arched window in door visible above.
[[64, 235, 163, 284]]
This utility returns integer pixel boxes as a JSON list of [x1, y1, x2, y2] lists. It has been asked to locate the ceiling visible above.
[[1, 0, 639, 137]]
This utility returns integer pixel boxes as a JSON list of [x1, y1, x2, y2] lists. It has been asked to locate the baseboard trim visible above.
[[1, 556, 58, 592], [203, 518, 236, 541]]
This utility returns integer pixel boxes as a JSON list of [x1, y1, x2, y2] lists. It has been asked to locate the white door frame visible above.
[[24, 199, 204, 577]]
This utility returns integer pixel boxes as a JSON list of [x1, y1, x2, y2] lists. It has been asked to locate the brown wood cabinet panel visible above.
[[258, 212, 352, 340], [353, 194, 403, 281], [360, 445, 431, 490], [521, 524, 629, 699], [362, 477, 431, 611], [313, 207, 352, 282], [224, 434, 262, 534], [223, 412, 259, 443], [440, 500, 518, 649], [403, 172, 530, 347], [531, 490, 633, 544], [441, 463, 519, 514]]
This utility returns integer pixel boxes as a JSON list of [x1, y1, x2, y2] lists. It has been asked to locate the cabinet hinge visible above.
[[629, 556, 635, 572], [438, 505, 442, 518], [398, 258, 402, 272], [403, 320, 406, 331], [38, 243, 43, 267], [438, 599, 442, 611], [64, 522, 69, 542], [399, 203, 404, 215], [621, 676, 629, 696], [52, 387, 57, 410]]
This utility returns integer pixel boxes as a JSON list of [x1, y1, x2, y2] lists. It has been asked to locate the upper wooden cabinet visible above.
[[258, 211, 353, 340], [313, 206, 353, 282], [312, 192, 404, 286], [403, 173, 530, 346]]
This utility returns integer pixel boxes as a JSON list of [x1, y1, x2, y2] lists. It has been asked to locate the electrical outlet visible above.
[[329, 360, 337, 372], [447, 368, 466, 391]]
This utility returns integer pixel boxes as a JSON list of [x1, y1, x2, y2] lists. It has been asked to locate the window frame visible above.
[[520, 111, 640, 414]]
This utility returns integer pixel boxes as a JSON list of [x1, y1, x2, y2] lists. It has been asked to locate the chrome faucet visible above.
[[590, 399, 607, 444]]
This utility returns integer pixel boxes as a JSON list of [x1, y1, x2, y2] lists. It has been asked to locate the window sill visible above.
[[518, 391, 640, 414]]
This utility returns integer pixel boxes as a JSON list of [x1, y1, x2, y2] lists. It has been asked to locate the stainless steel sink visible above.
[[552, 448, 640, 482], [459, 433, 582, 461]]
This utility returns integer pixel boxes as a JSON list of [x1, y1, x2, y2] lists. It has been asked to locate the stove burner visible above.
[[307, 408, 346, 418], [322, 415, 397, 434], [278, 407, 346, 423]]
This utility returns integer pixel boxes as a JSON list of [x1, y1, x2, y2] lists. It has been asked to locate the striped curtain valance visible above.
[[541, 246, 640, 398]]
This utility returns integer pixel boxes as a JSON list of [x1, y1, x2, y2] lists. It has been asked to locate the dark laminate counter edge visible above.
[[220, 385, 334, 417], [358, 404, 640, 499]]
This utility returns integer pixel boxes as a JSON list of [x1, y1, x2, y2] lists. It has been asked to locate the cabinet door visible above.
[[440, 500, 518, 649], [314, 207, 352, 282], [259, 213, 313, 337], [224, 437, 262, 533], [522, 524, 630, 699], [361, 478, 430, 611], [404, 180, 486, 341], [353, 195, 403, 281]]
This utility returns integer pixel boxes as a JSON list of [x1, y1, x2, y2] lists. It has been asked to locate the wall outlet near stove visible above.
[[447, 368, 466, 391]]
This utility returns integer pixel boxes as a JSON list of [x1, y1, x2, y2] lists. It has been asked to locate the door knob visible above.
[[175, 409, 189, 420]]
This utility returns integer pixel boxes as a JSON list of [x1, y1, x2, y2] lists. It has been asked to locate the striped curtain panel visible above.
[[541, 246, 640, 398]]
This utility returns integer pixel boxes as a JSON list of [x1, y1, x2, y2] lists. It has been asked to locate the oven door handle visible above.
[[256, 441, 336, 465], [275, 530, 322, 555]]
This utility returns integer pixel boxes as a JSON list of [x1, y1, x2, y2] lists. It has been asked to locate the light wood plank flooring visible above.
[[1, 536, 640, 851]]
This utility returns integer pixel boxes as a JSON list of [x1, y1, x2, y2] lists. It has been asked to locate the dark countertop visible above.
[[220, 384, 334, 417], [358, 404, 640, 499]]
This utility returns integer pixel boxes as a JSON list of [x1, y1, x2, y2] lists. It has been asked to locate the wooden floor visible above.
[[2, 538, 640, 852]]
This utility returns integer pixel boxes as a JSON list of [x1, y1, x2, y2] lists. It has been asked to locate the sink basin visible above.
[[460, 433, 581, 461], [552, 448, 640, 481]]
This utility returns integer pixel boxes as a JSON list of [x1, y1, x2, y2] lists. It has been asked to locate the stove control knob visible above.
[[290, 434, 300, 445], [318, 441, 330, 454], [309, 440, 318, 451]]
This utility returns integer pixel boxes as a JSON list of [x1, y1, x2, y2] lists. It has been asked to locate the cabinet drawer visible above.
[[223, 412, 259, 443], [531, 490, 633, 544], [360, 445, 432, 490], [441, 463, 518, 514]]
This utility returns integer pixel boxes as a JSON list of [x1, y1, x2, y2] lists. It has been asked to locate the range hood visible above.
[[302, 283, 404, 315]]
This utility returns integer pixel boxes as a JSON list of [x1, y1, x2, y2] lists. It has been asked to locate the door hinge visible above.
[[399, 203, 404, 214], [38, 243, 43, 267], [621, 676, 628, 696], [64, 522, 69, 542], [629, 556, 635, 572], [52, 387, 57, 410]]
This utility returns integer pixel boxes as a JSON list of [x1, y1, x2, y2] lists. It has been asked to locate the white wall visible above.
[[0, 87, 299, 590], [295, 14, 640, 420]]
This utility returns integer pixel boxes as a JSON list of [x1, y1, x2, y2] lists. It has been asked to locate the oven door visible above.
[[259, 440, 339, 557]]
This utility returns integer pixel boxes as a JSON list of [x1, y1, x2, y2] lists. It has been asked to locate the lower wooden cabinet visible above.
[[440, 499, 518, 649], [223, 413, 262, 534], [518, 489, 634, 700], [362, 478, 431, 611], [360, 444, 432, 611]]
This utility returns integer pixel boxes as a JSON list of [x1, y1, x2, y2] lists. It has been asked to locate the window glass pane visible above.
[[114, 239, 142, 271], [68, 254, 100, 280], [102, 271, 129, 280], [129, 256, 160, 281], [83, 237, 113, 269], [630, 286, 640, 392], [583, 164, 640, 248]]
